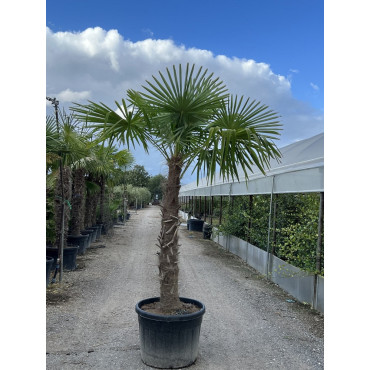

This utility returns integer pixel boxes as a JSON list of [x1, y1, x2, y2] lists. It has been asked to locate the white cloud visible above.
[[287, 68, 299, 83], [142, 28, 154, 38], [56, 88, 91, 102], [46, 26, 323, 180], [310, 82, 319, 91]]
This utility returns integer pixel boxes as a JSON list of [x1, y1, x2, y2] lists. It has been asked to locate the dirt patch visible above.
[[46, 282, 73, 305]]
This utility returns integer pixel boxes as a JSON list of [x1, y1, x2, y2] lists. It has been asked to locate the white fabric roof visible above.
[[179, 132, 324, 196]]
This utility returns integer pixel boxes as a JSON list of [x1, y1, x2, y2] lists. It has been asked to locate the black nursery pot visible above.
[[67, 234, 89, 255], [46, 246, 79, 271], [100, 223, 109, 235], [87, 227, 98, 242], [81, 229, 93, 247], [188, 219, 204, 232], [46, 256, 54, 287], [135, 297, 206, 369], [203, 224, 213, 239], [94, 224, 102, 240]]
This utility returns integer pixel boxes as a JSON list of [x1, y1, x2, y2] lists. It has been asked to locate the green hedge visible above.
[[218, 193, 324, 275]]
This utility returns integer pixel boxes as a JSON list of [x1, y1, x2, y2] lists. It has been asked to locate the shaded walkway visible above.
[[46, 206, 323, 369]]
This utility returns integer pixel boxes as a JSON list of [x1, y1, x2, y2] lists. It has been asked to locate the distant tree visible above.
[[125, 165, 150, 187], [148, 174, 167, 200]]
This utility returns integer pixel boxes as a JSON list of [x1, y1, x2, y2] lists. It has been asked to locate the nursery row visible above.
[[180, 193, 324, 276], [46, 109, 158, 284]]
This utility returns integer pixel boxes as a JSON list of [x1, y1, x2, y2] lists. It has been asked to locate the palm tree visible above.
[[87, 144, 134, 229], [72, 63, 282, 314], [68, 129, 95, 237], [47, 111, 88, 248]]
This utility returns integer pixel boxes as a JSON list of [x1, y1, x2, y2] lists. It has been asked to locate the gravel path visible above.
[[46, 205, 324, 369]]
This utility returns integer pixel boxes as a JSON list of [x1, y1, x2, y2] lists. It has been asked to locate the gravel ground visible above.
[[46, 205, 324, 369]]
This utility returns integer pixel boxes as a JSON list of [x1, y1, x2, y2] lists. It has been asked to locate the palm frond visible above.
[[71, 99, 150, 152], [188, 95, 282, 184], [128, 63, 229, 158]]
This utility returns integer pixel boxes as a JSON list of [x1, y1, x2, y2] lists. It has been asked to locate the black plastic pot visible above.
[[46, 246, 79, 271], [188, 219, 204, 232], [81, 229, 93, 247], [87, 227, 98, 242], [67, 234, 89, 255], [203, 224, 213, 239], [46, 256, 54, 287], [135, 297, 206, 369], [100, 223, 109, 235], [96, 222, 106, 235], [94, 224, 102, 240]]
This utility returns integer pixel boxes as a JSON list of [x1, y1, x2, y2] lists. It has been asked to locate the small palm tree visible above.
[[72, 63, 282, 314], [47, 111, 88, 248], [89, 144, 134, 227]]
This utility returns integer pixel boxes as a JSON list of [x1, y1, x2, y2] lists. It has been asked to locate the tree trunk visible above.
[[90, 185, 100, 226], [84, 186, 93, 229], [84, 175, 99, 228], [70, 168, 85, 236], [158, 156, 182, 313], [98, 175, 105, 224], [54, 166, 72, 248]]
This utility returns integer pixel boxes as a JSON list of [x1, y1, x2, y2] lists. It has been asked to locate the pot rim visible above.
[[135, 297, 205, 322], [46, 246, 79, 251], [67, 234, 89, 239]]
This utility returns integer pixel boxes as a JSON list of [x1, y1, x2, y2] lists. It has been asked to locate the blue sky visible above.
[[47, 0, 323, 110], [46, 0, 324, 183]]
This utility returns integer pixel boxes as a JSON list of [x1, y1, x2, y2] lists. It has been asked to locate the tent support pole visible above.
[[313, 192, 324, 308], [204, 196, 207, 222], [266, 176, 275, 279], [211, 196, 214, 225], [247, 195, 253, 243], [271, 195, 278, 257], [219, 196, 223, 226]]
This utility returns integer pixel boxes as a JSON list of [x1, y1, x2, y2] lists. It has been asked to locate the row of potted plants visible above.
[[46, 110, 134, 285]]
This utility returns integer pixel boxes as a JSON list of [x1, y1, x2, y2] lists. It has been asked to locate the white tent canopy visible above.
[[179, 133, 324, 197]]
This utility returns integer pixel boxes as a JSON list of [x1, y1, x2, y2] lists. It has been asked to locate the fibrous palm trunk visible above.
[[54, 166, 72, 248], [69, 168, 86, 236], [97, 175, 106, 224], [90, 184, 100, 226], [84, 186, 93, 229], [157, 156, 182, 313], [84, 175, 99, 228]]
